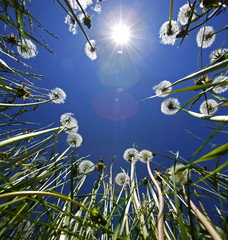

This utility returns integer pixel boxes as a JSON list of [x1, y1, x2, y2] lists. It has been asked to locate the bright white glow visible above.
[[111, 24, 131, 45]]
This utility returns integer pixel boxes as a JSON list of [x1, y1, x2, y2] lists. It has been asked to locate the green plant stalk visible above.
[[147, 160, 164, 240], [182, 109, 228, 122], [132, 179, 148, 239], [172, 59, 228, 87], [57, 0, 94, 49], [182, 186, 222, 240], [168, 0, 173, 28], [0, 98, 53, 107], [119, 161, 135, 236], [0, 191, 89, 211], [0, 126, 63, 148]]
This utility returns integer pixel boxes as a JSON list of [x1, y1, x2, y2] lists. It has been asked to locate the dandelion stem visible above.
[[0, 126, 63, 148], [182, 109, 228, 122], [168, 0, 174, 28], [75, 0, 87, 17], [0, 99, 52, 107], [147, 160, 164, 240], [182, 186, 222, 240]]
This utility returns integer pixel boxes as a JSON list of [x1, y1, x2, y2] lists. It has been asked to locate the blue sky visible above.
[[4, 0, 227, 186]]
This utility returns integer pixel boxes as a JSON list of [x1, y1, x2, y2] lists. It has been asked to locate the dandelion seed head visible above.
[[138, 150, 153, 163], [177, 3, 196, 26], [169, 163, 190, 186], [60, 112, 79, 133], [199, 99, 218, 115], [49, 87, 66, 104], [79, 160, 94, 173], [159, 20, 180, 45], [67, 133, 83, 148], [17, 39, 38, 59], [115, 172, 130, 186], [84, 39, 97, 61], [153, 80, 172, 97], [210, 48, 228, 63], [161, 98, 180, 115], [213, 75, 228, 94], [123, 148, 139, 163], [196, 26, 215, 48]]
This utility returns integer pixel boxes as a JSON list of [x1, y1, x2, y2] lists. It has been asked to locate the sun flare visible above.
[[111, 24, 131, 45]]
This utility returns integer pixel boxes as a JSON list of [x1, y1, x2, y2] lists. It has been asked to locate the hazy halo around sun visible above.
[[111, 23, 131, 45]]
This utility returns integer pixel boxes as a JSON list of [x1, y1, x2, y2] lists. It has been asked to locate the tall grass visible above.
[[0, 0, 228, 239]]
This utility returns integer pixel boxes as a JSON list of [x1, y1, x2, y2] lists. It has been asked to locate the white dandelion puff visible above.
[[67, 133, 83, 148], [213, 75, 228, 94], [177, 3, 196, 26], [153, 80, 172, 97], [49, 87, 66, 104], [65, 15, 77, 35], [161, 98, 180, 115], [196, 26, 215, 48], [159, 20, 180, 45], [123, 148, 139, 163], [210, 48, 228, 63], [79, 160, 94, 173], [199, 99, 218, 115], [84, 39, 97, 61], [138, 150, 154, 163], [115, 172, 130, 186], [60, 112, 79, 133], [169, 163, 190, 186], [17, 39, 38, 59]]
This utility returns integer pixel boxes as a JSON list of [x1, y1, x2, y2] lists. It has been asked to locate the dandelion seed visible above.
[[33, 156, 47, 167], [177, 3, 196, 26], [123, 148, 139, 163], [19, 220, 31, 232], [84, 39, 97, 61], [79, 160, 94, 173], [69, 0, 93, 10], [153, 80, 172, 97], [138, 150, 153, 163], [169, 163, 190, 186], [65, 15, 77, 35], [161, 98, 180, 115], [156, 178, 169, 192], [115, 172, 130, 186], [24, 166, 39, 179], [210, 48, 228, 63], [17, 39, 38, 59], [49, 87, 66, 104], [67, 133, 83, 148], [200, 99, 218, 115], [212, 75, 228, 94], [60, 112, 79, 133], [92, 4, 102, 14], [159, 20, 180, 45], [196, 26, 215, 48]]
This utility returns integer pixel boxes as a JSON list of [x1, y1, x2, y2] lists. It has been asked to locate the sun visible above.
[[111, 23, 131, 45]]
